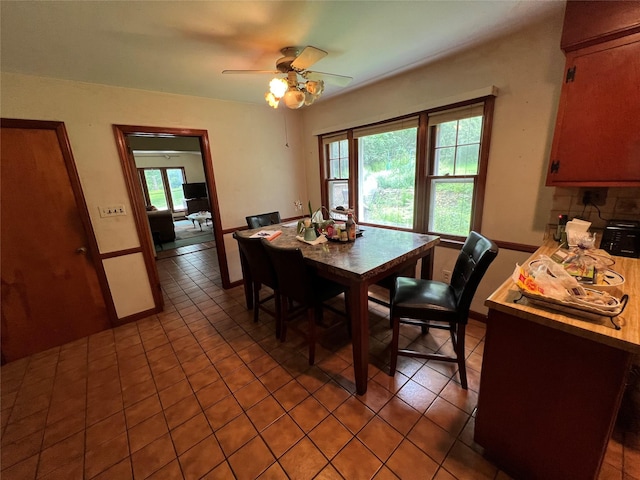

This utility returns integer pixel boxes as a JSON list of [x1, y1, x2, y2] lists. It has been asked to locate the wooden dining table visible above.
[[236, 223, 440, 395]]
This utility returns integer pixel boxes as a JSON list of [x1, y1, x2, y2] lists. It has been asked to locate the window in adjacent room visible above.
[[138, 167, 186, 213]]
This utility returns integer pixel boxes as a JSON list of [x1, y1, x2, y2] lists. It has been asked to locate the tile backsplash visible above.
[[549, 187, 640, 230]]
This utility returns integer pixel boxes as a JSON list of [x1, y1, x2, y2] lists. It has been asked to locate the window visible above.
[[138, 167, 186, 213], [320, 97, 493, 240], [355, 119, 418, 228], [323, 134, 350, 211]]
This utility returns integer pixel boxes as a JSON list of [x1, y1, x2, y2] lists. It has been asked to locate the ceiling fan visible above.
[[222, 46, 353, 109]]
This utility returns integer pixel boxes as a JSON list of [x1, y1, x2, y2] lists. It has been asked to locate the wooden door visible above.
[[1, 120, 112, 363]]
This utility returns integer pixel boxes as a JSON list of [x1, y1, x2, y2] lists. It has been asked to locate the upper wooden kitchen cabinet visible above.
[[546, 1, 640, 187]]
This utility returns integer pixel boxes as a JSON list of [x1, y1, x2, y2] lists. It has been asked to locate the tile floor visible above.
[[1, 246, 638, 480]]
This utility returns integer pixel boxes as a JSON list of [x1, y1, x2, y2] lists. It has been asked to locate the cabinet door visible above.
[[546, 34, 640, 186]]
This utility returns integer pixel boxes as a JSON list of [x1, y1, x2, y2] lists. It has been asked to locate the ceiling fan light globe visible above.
[[306, 80, 324, 96], [283, 89, 305, 109], [269, 78, 288, 98], [265, 92, 280, 109], [304, 91, 317, 106]]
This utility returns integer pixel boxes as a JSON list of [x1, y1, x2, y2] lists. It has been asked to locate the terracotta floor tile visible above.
[[1, 408, 47, 446], [412, 365, 451, 394], [148, 460, 188, 480], [203, 395, 243, 430], [163, 394, 202, 430], [386, 438, 440, 480], [38, 456, 84, 480], [442, 441, 498, 480], [129, 411, 169, 453], [158, 379, 193, 409], [256, 462, 289, 479], [333, 396, 375, 434], [171, 413, 212, 455], [358, 416, 404, 462], [439, 379, 479, 415], [187, 365, 220, 391], [372, 369, 410, 394], [122, 378, 157, 408], [425, 397, 469, 436], [215, 414, 258, 457], [92, 458, 133, 480], [272, 380, 310, 411], [124, 394, 162, 428], [397, 379, 437, 413], [260, 366, 294, 393], [246, 396, 286, 431], [308, 415, 353, 460], [261, 414, 305, 458], [407, 416, 457, 464], [195, 380, 231, 410], [332, 438, 383, 480], [200, 460, 235, 479], [315, 464, 345, 480], [313, 380, 351, 412], [378, 397, 421, 436], [290, 396, 330, 433], [85, 410, 126, 452], [296, 366, 332, 393], [0, 454, 38, 480], [178, 435, 225, 480], [131, 433, 177, 480], [358, 379, 395, 413], [36, 430, 84, 478], [279, 437, 328, 480], [220, 364, 256, 392], [227, 436, 276, 479], [84, 432, 129, 479]]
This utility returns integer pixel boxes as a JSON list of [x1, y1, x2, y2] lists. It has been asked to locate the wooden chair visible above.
[[246, 211, 281, 229], [389, 231, 498, 389], [261, 240, 349, 365], [233, 232, 281, 336]]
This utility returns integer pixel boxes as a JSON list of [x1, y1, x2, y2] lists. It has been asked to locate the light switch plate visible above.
[[99, 204, 126, 217]]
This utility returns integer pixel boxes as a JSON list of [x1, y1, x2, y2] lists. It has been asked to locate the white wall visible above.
[[1, 8, 567, 317], [1, 74, 307, 315], [300, 10, 567, 313]]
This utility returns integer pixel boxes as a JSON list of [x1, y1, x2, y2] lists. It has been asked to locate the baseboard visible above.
[[469, 309, 488, 323], [113, 307, 160, 327]]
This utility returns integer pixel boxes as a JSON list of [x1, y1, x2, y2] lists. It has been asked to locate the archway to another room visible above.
[[128, 136, 215, 257], [114, 125, 231, 314]]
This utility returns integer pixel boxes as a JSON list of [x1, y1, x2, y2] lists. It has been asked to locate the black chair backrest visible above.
[[450, 231, 498, 321], [233, 232, 278, 289], [261, 240, 313, 305], [246, 212, 281, 229]]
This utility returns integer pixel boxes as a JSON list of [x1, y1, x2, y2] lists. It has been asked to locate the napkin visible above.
[[295, 235, 328, 246], [565, 219, 591, 246]]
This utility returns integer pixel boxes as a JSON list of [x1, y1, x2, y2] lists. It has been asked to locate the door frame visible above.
[[1, 118, 117, 327], [113, 125, 230, 310]]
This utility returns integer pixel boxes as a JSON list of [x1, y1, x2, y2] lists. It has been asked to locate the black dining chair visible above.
[[233, 232, 282, 336], [246, 211, 281, 229], [388, 231, 498, 389], [261, 239, 349, 365]]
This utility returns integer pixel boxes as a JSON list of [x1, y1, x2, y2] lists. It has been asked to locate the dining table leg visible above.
[[349, 281, 370, 395]]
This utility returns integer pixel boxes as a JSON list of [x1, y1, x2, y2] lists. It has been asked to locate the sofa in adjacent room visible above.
[[146, 209, 176, 243]]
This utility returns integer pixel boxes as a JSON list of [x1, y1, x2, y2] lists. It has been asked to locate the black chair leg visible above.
[[308, 308, 316, 365], [252, 283, 260, 323], [279, 295, 288, 342], [456, 323, 468, 389], [389, 315, 400, 375]]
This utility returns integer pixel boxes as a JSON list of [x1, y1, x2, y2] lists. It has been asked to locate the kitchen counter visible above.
[[474, 241, 638, 480], [485, 240, 639, 354]]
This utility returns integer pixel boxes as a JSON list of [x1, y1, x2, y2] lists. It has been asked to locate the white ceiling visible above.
[[1, 0, 565, 106]]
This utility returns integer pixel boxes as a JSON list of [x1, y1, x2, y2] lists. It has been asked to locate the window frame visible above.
[[137, 166, 187, 213], [319, 95, 495, 243]]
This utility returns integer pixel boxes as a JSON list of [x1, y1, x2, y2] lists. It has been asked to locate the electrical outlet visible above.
[[442, 269, 451, 283], [99, 204, 126, 217], [579, 188, 607, 206]]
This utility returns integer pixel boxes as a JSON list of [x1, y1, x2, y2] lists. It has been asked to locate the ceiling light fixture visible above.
[[265, 71, 324, 110]]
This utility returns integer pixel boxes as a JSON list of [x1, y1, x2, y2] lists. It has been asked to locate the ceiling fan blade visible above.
[[222, 70, 280, 75], [291, 46, 327, 71], [305, 71, 353, 87]]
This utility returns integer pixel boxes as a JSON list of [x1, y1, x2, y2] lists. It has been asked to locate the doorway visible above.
[[113, 125, 231, 312]]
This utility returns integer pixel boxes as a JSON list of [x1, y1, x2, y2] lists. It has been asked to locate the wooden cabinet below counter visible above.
[[546, 32, 640, 187]]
